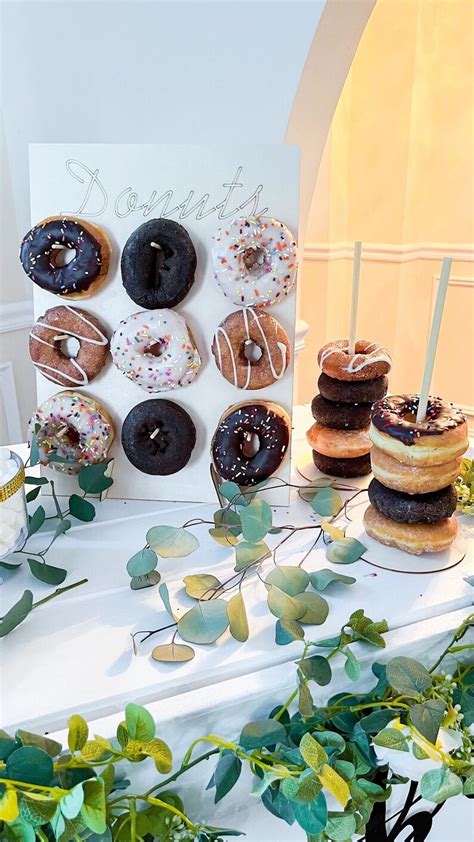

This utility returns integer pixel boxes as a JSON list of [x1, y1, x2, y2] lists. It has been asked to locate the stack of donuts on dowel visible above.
[[364, 395, 469, 554], [306, 339, 392, 477]]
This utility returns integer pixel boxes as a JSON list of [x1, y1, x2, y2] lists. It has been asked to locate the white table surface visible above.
[[1, 405, 473, 731]]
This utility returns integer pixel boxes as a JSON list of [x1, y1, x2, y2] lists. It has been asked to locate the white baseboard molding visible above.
[[0, 362, 22, 443], [304, 242, 474, 263], [0, 300, 34, 334], [295, 319, 309, 353]]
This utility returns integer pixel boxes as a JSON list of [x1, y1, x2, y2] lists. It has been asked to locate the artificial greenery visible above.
[[455, 458, 474, 515], [0, 613, 472, 841], [0, 448, 113, 637]]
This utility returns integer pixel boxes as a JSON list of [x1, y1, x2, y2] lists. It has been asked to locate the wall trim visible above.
[[304, 242, 474, 264], [0, 362, 22, 444], [0, 300, 34, 334], [295, 319, 309, 354]]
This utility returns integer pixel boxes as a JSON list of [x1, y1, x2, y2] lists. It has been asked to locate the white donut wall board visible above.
[[28, 144, 300, 504]]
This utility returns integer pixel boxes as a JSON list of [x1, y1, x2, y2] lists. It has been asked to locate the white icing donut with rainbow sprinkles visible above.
[[110, 310, 201, 392], [212, 216, 297, 307], [29, 390, 114, 474]]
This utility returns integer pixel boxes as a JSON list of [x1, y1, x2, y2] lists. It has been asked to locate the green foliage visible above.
[[126, 547, 158, 578], [326, 538, 366, 565], [310, 569, 356, 591], [386, 656, 432, 697], [239, 720, 286, 751], [265, 565, 310, 596], [311, 487, 342, 517], [239, 499, 272, 542], [227, 592, 249, 642], [178, 600, 229, 644], [420, 767, 463, 803], [146, 525, 199, 558]]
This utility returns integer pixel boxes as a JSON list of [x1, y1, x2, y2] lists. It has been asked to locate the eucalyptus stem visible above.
[[145, 749, 219, 796], [142, 795, 196, 832], [429, 613, 474, 673], [32, 578, 88, 610]]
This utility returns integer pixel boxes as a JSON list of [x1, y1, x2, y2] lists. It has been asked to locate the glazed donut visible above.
[[311, 394, 371, 430], [370, 396, 468, 466], [318, 373, 388, 405], [212, 401, 290, 486], [306, 423, 371, 459], [363, 505, 458, 555], [29, 305, 109, 387], [20, 217, 111, 299], [212, 216, 297, 308], [121, 219, 196, 309], [110, 310, 201, 393], [318, 340, 392, 382], [371, 446, 462, 494], [368, 478, 457, 524], [312, 450, 371, 478], [212, 309, 290, 390], [29, 390, 114, 474], [121, 399, 196, 475]]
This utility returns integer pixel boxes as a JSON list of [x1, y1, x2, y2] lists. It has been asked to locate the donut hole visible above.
[[145, 340, 167, 359], [241, 432, 260, 458], [56, 425, 80, 447], [56, 336, 80, 359], [151, 242, 174, 281], [242, 339, 263, 364], [146, 423, 168, 454], [50, 246, 77, 268], [242, 246, 267, 276]]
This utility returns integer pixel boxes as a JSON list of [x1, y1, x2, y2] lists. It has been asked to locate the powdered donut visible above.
[[212, 308, 290, 389], [110, 310, 201, 392], [29, 305, 109, 387], [212, 216, 297, 307], [318, 339, 392, 382]]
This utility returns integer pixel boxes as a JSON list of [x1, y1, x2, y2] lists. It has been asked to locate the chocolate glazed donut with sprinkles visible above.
[[20, 216, 111, 299], [212, 401, 291, 486]]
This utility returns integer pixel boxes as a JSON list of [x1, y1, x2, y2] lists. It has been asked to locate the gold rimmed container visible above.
[[0, 450, 28, 558]]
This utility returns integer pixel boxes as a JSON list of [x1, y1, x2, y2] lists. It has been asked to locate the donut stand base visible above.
[[296, 450, 370, 491], [345, 494, 466, 575]]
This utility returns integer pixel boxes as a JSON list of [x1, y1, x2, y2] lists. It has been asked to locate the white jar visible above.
[[0, 449, 28, 559]]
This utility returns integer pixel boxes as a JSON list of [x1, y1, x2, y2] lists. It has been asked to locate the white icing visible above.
[[212, 216, 297, 307], [30, 306, 108, 387], [213, 309, 287, 389], [319, 341, 392, 373], [110, 309, 201, 392]]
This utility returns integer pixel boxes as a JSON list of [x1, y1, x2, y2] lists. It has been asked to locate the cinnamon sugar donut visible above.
[[363, 505, 458, 555], [212, 309, 290, 390], [318, 339, 392, 382], [29, 305, 109, 387], [371, 446, 462, 494], [370, 395, 468, 466], [306, 422, 371, 459]]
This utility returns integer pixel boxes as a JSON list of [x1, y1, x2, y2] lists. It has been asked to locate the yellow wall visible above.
[[299, 0, 474, 424]]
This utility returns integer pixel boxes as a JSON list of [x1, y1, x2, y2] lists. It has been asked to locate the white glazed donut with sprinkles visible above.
[[110, 309, 201, 392], [29, 390, 114, 474], [212, 216, 297, 308]]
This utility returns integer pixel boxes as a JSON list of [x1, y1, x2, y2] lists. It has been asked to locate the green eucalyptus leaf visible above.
[[146, 525, 199, 558], [24, 476, 48, 486], [140, 738, 172, 773], [6, 746, 53, 785], [0, 590, 33, 637], [27, 558, 67, 586], [152, 642, 195, 663], [125, 703, 155, 741], [184, 574, 222, 600], [212, 755, 242, 804], [214, 508, 242, 536], [19, 793, 57, 827], [81, 778, 106, 834], [130, 571, 161, 590], [265, 566, 310, 596], [267, 586, 306, 620], [0, 560, 22, 570], [409, 699, 445, 744], [240, 499, 272, 542], [359, 710, 394, 734], [294, 792, 328, 834], [298, 478, 334, 501], [15, 730, 62, 758], [299, 733, 328, 770], [326, 538, 366, 564], [234, 540, 270, 571], [26, 486, 41, 503], [68, 714, 89, 753], [344, 648, 361, 681], [313, 634, 342, 649], [326, 812, 357, 841], [69, 494, 95, 522], [275, 618, 305, 645], [126, 547, 158, 578], [54, 518, 71, 538], [209, 527, 239, 547], [0, 731, 17, 761], [78, 462, 112, 495], [300, 655, 332, 686], [386, 656, 432, 697], [60, 783, 85, 820], [310, 569, 356, 591], [311, 487, 342, 517], [219, 482, 248, 507], [296, 592, 329, 625], [227, 591, 249, 642], [29, 434, 39, 467], [298, 680, 314, 717], [373, 728, 409, 752], [239, 719, 286, 751], [27, 505, 45, 536], [463, 775, 474, 796], [158, 583, 174, 618], [420, 767, 462, 803], [178, 599, 229, 644]]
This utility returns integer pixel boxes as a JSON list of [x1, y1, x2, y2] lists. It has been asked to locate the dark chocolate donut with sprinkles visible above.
[[19, 216, 111, 299], [212, 401, 290, 486]]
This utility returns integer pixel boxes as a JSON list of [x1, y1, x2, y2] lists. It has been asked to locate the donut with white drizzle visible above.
[[211, 401, 290, 486], [212, 216, 297, 308], [318, 339, 392, 381], [212, 308, 290, 389], [110, 309, 201, 393], [29, 305, 109, 387]]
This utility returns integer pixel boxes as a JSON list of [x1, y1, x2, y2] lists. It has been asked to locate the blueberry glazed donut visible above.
[[20, 217, 111, 299], [29, 391, 114, 473], [212, 216, 297, 307], [212, 401, 290, 486], [110, 310, 201, 392], [121, 219, 196, 309], [212, 309, 290, 389], [29, 305, 109, 387]]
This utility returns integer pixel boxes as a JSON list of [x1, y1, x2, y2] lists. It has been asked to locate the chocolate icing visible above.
[[20, 218, 102, 296], [212, 403, 289, 486], [372, 395, 465, 446]]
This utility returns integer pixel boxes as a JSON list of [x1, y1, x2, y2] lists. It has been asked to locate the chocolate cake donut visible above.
[[368, 478, 457, 524], [121, 399, 196, 475]]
